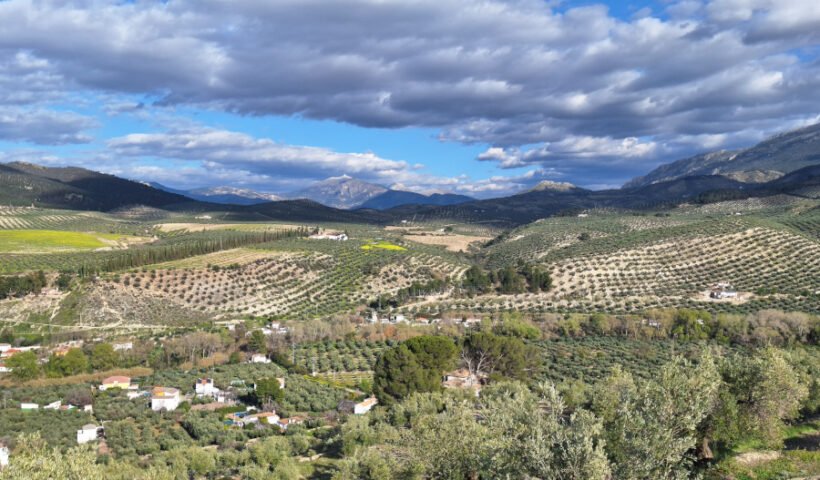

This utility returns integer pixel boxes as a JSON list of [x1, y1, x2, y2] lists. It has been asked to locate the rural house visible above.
[[151, 387, 181, 411], [195, 378, 220, 397], [99, 375, 135, 391], [76, 424, 104, 444], [354, 397, 378, 414]]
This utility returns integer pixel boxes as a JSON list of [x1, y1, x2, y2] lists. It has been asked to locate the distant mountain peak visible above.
[[291, 176, 388, 209], [530, 180, 578, 192]]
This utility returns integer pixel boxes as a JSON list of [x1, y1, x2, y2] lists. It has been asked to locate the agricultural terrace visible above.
[[0, 207, 148, 234], [0, 230, 148, 253], [293, 339, 390, 373], [105, 236, 468, 319], [404, 201, 820, 317]]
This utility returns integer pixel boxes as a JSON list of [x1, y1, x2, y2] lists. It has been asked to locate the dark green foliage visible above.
[[373, 345, 431, 405], [90, 343, 119, 371], [248, 330, 267, 354], [6, 351, 40, 381], [373, 336, 458, 404], [463, 332, 534, 381], [0, 271, 47, 300], [403, 336, 458, 373], [462, 263, 551, 295], [255, 377, 284, 405], [45, 348, 88, 377]]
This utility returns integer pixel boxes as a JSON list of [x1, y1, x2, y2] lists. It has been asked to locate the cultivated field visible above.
[[0, 229, 148, 253]]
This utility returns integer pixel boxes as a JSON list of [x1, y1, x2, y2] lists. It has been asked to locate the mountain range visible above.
[[151, 175, 475, 210], [1, 122, 818, 226], [626, 122, 820, 188], [148, 183, 283, 206]]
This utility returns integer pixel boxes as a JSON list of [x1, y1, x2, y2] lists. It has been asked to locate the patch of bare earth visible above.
[[733, 450, 781, 467], [404, 233, 491, 252]]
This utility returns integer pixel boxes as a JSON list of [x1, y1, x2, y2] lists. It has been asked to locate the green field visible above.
[[0, 229, 139, 253]]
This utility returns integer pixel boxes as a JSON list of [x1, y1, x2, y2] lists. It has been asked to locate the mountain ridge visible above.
[[626, 122, 820, 188]]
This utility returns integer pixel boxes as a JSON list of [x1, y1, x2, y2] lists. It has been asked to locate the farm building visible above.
[[76, 424, 104, 444], [354, 397, 378, 414], [151, 387, 182, 412], [99, 376, 135, 391], [709, 282, 738, 299], [195, 378, 220, 398], [338, 398, 377, 415], [250, 354, 271, 364], [20, 403, 38, 410], [275, 416, 305, 430]]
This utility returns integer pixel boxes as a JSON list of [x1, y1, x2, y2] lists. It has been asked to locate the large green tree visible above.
[[373, 336, 458, 405], [91, 343, 119, 371], [6, 351, 40, 381], [255, 377, 285, 405], [462, 332, 533, 381], [373, 344, 430, 405]]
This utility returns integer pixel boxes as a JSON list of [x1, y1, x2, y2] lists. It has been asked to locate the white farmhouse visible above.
[[195, 378, 220, 398], [151, 387, 181, 412], [76, 424, 102, 444], [354, 397, 378, 414], [250, 354, 271, 364]]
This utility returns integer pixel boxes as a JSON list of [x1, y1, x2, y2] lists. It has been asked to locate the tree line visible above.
[[74, 227, 309, 277]]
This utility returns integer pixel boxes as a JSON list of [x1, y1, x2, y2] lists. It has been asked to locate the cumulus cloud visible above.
[[107, 128, 409, 180], [0, 108, 95, 144], [0, 0, 818, 187], [103, 126, 560, 197]]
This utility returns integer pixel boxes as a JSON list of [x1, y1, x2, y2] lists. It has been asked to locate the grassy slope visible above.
[[0, 230, 138, 253]]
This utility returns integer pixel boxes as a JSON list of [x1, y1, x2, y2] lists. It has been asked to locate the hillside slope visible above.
[[359, 190, 473, 210], [0, 162, 195, 211], [626, 122, 820, 187]]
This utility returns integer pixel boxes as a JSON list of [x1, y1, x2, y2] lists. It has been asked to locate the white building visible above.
[[20, 403, 38, 410], [76, 424, 102, 444], [0, 444, 9, 469], [250, 354, 271, 364], [195, 378, 220, 397], [309, 233, 348, 241], [127, 390, 148, 400], [354, 397, 378, 414], [112, 342, 133, 351], [43, 400, 62, 410], [151, 387, 181, 412]]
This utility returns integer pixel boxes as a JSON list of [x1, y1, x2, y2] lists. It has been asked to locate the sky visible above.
[[1, 0, 819, 197]]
